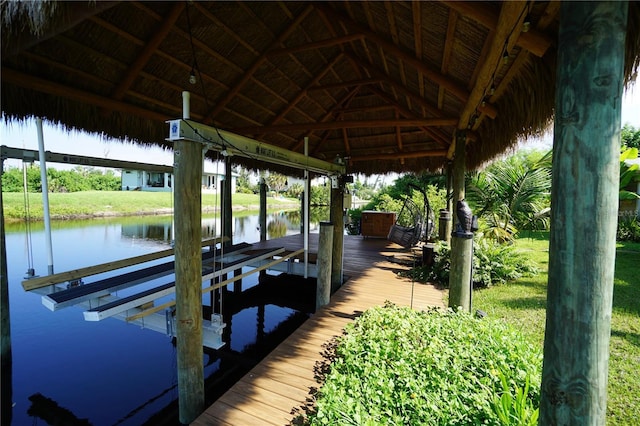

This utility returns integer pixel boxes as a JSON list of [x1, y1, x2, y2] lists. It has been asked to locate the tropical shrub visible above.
[[617, 212, 640, 242], [466, 150, 552, 242], [400, 238, 537, 288], [302, 304, 541, 425]]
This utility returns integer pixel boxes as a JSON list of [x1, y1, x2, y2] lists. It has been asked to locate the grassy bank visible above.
[[1, 191, 300, 221], [473, 232, 640, 425]]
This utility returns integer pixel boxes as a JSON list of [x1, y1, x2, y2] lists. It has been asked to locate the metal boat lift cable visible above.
[[22, 161, 35, 277]]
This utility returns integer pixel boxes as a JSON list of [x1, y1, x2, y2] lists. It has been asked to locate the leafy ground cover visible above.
[[1, 191, 299, 221], [299, 303, 541, 425]]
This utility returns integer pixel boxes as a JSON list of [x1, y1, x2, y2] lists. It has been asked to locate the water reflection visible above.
[[5, 211, 318, 426]]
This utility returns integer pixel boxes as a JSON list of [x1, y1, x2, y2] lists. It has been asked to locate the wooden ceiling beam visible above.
[[290, 86, 361, 152], [308, 78, 383, 92], [233, 118, 458, 135], [111, 2, 184, 101], [267, 34, 365, 57], [412, 1, 425, 109], [328, 4, 498, 118], [368, 86, 451, 148], [315, 3, 477, 107], [445, 1, 553, 58], [347, 53, 468, 120], [304, 90, 361, 154], [257, 53, 344, 138], [450, 2, 527, 158], [332, 104, 397, 115], [203, 4, 314, 122], [2, 67, 168, 123], [192, 3, 259, 56], [350, 149, 448, 162], [439, 8, 458, 109]]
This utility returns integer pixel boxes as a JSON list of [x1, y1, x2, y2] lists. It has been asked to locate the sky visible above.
[[1, 84, 639, 173]]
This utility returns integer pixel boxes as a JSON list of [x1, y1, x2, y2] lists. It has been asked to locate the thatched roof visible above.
[[2, 1, 640, 176]]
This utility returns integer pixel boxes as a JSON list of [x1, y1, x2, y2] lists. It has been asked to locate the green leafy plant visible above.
[[492, 372, 539, 426], [300, 304, 542, 425], [400, 238, 537, 288], [617, 212, 640, 242]]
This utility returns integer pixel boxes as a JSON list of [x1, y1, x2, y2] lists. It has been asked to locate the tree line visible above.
[[1, 165, 121, 192]]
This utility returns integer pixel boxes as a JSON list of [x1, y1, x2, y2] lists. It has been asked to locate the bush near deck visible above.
[[301, 233, 639, 425], [302, 303, 541, 425]]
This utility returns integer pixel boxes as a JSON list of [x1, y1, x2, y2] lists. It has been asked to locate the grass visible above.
[[1, 191, 300, 221], [473, 231, 640, 425]]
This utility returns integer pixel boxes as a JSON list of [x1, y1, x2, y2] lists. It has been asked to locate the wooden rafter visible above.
[[368, 86, 451, 147], [111, 2, 184, 101], [412, 1, 425, 112], [350, 149, 448, 162], [307, 79, 383, 92], [192, 3, 259, 56], [445, 1, 553, 57], [290, 86, 361, 153], [257, 53, 344, 138], [267, 34, 365, 57], [203, 4, 314, 122], [385, 1, 409, 110], [234, 118, 458, 135], [439, 8, 458, 109], [315, 3, 487, 109], [450, 2, 527, 158]]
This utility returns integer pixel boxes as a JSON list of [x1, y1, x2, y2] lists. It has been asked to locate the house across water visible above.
[[121, 163, 238, 193]]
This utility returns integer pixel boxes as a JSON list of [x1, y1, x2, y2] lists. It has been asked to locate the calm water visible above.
[[4, 210, 322, 425]]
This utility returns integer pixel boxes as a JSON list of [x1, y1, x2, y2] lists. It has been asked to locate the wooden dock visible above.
[[192, 234, 445, 425]]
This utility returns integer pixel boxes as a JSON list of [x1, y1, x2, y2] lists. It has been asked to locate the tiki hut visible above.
[[3, 2, 637, 176], [2, 2, 640, 425]]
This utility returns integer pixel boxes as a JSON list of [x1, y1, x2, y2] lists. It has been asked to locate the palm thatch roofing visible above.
[[2, 1, 640, 176]]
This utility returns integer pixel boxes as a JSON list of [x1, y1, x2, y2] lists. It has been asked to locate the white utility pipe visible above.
[[182, 91, 191, 120], [304, 137, 309, 278], [36, 118, 54, 274]]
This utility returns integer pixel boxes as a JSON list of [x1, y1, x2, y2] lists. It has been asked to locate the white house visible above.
[[121, 162, 237, 193]]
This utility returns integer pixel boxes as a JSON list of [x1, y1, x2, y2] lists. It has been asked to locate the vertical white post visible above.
[[182, 91, 191, 120], [304, 137, 310, 278], [36, 118, 54, 274]]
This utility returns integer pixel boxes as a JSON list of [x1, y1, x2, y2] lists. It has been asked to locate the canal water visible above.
[[4, 210, 324, 425]]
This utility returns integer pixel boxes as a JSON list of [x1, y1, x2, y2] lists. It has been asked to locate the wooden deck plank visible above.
[[192, 234, 445, 426]]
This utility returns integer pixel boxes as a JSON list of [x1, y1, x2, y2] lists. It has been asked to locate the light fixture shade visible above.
[[189, 68, 197, 85]]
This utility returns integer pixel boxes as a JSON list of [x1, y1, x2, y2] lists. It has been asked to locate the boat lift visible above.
[[22, 237, 305, 349]]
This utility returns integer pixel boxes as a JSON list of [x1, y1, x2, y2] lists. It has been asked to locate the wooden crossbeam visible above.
[[350, 150, 448, 162], [267, 34, 365, 57], [234, 118, 458, 135], [445, 1, 553, 57]]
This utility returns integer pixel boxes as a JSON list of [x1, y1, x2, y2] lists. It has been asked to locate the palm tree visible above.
[[467, 150, 552, 242]]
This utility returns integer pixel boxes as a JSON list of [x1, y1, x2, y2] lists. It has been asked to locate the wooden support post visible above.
[[259, 180, 267, 242], [173, 139, 204, 424], [222, 157, 233, 247], [1, 160, 13, 426], [540, 2, 627, 423], [330, 179, 344, 292], [316, 222, 333, 310], [448, 132, 472, 312]]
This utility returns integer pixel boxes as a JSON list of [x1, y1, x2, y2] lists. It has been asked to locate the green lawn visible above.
[[1, 191, 300, 221], [474, 231, 640, 425]]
